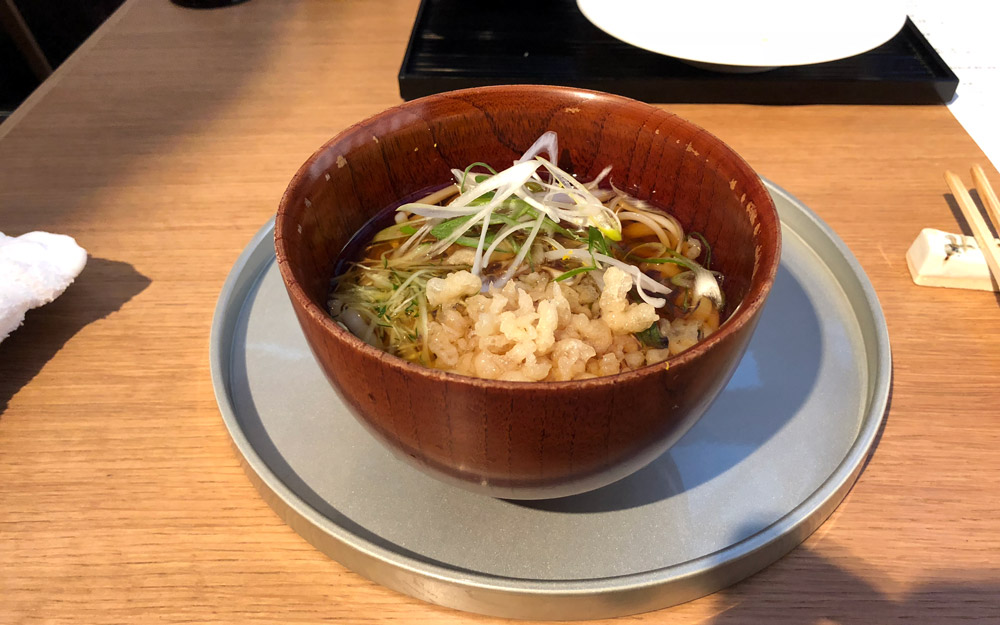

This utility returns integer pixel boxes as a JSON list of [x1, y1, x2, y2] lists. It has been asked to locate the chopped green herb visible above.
[[452, 234, 517, 254], [641, 256, 695, 270], [671, 271, 695, 289], [690, 231, 712, 269], [460, 161, 498, 191], [328, 132, 724, 368], [587, 227, 611, 256], [430, 214, 508, 240], [373, 221, 423, 243], [635, 321, 667, 348], [468, 191, 497, 206], [523, 206, 578, 239], [553, 265, 598, 282]]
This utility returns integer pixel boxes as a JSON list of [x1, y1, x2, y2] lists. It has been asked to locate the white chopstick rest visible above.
[[906, 228, 999, 292], [0, 231, 88, 343]]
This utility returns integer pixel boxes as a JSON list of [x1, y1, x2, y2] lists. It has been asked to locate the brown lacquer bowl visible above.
[[275, 85, 780, 499]]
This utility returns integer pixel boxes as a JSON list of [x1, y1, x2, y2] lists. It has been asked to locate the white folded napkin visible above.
[[0, 231, 88, 344]]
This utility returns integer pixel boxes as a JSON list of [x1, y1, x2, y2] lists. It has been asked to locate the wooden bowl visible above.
[[275, 85, 780, 499]]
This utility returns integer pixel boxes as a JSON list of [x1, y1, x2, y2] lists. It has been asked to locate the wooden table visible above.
[[2, 1, 998, 622]]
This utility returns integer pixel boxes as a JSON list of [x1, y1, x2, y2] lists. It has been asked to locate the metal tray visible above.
[[210, 179, 891, 620]]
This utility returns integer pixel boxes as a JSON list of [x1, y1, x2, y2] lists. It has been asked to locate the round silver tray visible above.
[[210, 179, 891, 620]]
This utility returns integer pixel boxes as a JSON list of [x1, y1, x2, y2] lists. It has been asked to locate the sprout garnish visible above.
[[331, 131, 725, 365]]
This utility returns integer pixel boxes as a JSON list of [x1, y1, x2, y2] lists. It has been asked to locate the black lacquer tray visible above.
[[398, 0, 958, 105]]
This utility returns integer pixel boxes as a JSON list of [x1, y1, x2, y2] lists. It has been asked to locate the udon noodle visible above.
[[329, 132, 724, 381]]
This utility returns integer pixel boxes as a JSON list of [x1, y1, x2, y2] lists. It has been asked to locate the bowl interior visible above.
[[276, 86, 778, 373]]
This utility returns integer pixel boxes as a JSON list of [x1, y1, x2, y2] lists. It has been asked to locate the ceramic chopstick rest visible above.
[[906, 227, 999, 292]]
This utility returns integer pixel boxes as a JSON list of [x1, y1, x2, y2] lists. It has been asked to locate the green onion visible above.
[[522, 205, 578, 239], [453, 234, 517, 254], [508, 197, 533, 219], [635, 321, 667, 348], [468, 191, 496, 206], [430, 214, 513, 240], [587, 226, 611, 256], [553, 265, 598, 282], [641, 256, 695, 270], [671, 271, 695, 288], [690, 231, 712, 269], [460, 161, 497, 191], [372, 220, 424, 242]]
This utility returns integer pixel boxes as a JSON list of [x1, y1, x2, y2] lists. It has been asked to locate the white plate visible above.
[[577, 0, 907, 70]]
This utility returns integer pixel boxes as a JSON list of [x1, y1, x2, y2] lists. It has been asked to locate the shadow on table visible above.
[[0, 257, 150, 415], [701, 535, 1000, 624], [1, 0, 291, 233]]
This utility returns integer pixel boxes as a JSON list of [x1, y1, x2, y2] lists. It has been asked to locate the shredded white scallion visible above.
[[328, 130, 727, 370]]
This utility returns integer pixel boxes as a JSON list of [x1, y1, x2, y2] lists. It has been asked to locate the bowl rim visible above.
[[274, 84, 781, 389]]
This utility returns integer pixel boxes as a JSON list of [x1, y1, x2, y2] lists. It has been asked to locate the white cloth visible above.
[[0, 231, 88, 343]]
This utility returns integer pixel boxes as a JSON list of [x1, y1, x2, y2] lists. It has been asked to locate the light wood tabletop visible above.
[[1, 1, 998, 623]]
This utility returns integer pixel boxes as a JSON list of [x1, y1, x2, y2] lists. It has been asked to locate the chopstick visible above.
[[971, 164, 1000, 233], [944, 168, 1000, 288]]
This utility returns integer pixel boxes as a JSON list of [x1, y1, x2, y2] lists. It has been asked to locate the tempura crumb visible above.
[[425, 268, 653, 381], [598, 267, 659, 334], [426, 270, 482, 308]]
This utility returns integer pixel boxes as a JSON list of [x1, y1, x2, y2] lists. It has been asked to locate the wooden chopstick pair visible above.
[[944, 165, 1000, 288]]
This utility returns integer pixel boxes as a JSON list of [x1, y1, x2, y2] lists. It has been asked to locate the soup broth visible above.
[[328, 132, 724, 381]]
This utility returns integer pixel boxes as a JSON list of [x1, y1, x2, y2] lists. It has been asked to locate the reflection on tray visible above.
[[517, 265, 821, 514]]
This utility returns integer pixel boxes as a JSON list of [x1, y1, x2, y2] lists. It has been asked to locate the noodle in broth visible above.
[[329, 132, 724, 381]]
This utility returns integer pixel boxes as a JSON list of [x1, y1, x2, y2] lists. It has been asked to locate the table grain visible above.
[[1, 1, 998, 623]]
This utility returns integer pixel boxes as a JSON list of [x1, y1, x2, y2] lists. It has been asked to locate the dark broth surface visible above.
[[326, 161, 725, 381]]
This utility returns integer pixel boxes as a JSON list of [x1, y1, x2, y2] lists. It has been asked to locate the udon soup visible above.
[[328, 132, 725, 382]]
